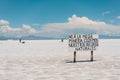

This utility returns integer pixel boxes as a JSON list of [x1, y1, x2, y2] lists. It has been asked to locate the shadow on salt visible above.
[[66, 60, 97, 63]]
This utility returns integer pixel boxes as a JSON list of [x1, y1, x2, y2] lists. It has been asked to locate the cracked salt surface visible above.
[[0, 39, 120, 80]]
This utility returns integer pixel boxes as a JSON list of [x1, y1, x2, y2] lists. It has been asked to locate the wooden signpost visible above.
[[68, 34, 99, 62]]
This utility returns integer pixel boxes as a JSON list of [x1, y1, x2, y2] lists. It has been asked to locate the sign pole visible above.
[[73, 51, 76, 63], [91, 51, 93, 61]]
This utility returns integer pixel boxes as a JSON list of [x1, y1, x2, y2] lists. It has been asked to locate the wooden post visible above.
[[73, 51, 76, 63], [91, 51, 93, 61]]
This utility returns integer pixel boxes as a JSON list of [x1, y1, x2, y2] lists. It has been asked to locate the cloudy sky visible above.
[[0, 0, 120, 38]]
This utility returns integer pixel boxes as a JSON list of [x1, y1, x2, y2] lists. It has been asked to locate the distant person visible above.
[[19, 38, 25, 44], [61, 38, 64, 42], [19, 39, 22, 43]]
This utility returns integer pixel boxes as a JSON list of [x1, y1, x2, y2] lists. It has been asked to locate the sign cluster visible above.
[[69, 34, 99, 51]]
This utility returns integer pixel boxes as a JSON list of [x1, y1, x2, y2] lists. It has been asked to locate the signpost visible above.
[[68, 34, 99, 62]]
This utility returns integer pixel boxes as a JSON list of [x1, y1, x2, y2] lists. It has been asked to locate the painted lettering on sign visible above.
[[69, 34, 99, 51]]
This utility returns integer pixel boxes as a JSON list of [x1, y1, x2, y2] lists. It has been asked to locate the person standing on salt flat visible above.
[[19, 38, 22, 43]]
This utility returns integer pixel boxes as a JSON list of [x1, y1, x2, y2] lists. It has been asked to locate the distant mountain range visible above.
[[0, 35, 55, 40], [21, 35, 55, 40], [0, 35, 120, 40], [99, 35, 120, 39]]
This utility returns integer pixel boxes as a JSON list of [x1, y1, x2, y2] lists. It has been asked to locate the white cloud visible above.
[[44, 15, 105, 30], [0, 20, 9, 25], [32, 23, 41, 26], [102, 11, 111, 16], [68, 14, 105, 25], [43, 15, 120, 37], [109, 20, 115, 23], [0, 20, 37, 37], [1, 15, 120, 38], [117, 16, 120, 19], [22, 24, 36, 33], [0, 20, 12, 33]]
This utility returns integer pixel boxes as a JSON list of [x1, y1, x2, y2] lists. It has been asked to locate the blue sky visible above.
[[0, 0, 120, 38]]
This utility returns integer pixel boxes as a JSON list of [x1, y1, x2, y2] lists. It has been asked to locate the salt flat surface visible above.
[[0, 39, 120, 80]]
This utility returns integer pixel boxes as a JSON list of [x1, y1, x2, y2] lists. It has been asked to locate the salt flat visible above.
[[0, 39, 120, 80]]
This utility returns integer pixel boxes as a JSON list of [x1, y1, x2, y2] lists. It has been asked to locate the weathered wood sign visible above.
[[69, 34, 99, 51], [68, 34, 99, 62]]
